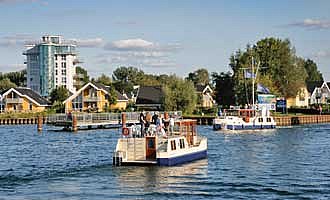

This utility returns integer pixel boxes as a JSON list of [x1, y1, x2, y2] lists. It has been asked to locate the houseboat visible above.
[[213, 106, 276, 131], [113, 117, 207, 166]]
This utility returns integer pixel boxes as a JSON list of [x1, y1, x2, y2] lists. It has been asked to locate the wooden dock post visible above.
[[37, 115, 43, 132], [122, 112, 126, 128], [72, 115, 78, 132]]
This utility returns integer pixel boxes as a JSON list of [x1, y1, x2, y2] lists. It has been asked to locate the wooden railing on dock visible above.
[[0, 111, 183, 128]]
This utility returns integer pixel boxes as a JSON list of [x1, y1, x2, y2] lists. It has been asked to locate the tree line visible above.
[[0, 37, 324, 114]]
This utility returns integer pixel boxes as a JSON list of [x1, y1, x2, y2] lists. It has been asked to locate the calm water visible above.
[[0, 124, 330, 199]]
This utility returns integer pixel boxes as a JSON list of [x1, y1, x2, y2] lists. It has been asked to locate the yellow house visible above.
[[63, 82, 128, 113], [286, 86, 310, 108], [0, 87, 50, 113]]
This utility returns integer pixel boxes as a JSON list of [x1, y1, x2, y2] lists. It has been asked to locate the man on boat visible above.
[[139, 111, 146, 137]]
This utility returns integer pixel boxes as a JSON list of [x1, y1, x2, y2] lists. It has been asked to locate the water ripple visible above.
[[0, 124, 329, 199]]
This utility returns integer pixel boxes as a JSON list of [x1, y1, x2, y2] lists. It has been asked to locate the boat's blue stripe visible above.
[[157, 150, 207, 166], [226, 124, 276, 130]]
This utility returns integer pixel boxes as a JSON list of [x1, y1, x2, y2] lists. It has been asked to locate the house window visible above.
[[62, 77, 66, 83], [29, 103, 33, 110], [55, 70, 58, 75], [170, 140, 176, 151], [55, 63, 58, 68], [61, 55, 66, 61], [179, 139, 185, 149], [61, 62, 66, 68], [55, 78, 58, 83], [267, 118, 271, 122], [258, 118, 263, 122], [61, 69, 66, 75]]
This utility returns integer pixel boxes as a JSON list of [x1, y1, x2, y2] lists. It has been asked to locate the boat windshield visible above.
[[224, 109, 256, 117]]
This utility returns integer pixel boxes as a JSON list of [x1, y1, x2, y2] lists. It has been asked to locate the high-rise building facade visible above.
[[24, 35, 78, 97]]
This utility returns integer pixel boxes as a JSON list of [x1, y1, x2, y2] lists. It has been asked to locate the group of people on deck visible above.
[[139, 111, 175, 137]]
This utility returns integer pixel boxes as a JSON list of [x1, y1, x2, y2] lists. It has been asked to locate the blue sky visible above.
[[1, 0, 330, 80]]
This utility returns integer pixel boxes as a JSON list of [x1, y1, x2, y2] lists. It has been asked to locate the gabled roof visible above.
[[327, 82, 330, 89], [136, 86, 164, 105], [115, 90, 128, 101], [1, 87, 50, 106], [92, 82, 110, 92], [195, 84, 213, 93], [195, 84, 205, 92], [306, 81, 323, 93], [63, 82, 128, 103]]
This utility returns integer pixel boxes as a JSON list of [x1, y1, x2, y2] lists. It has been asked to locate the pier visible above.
[[0, 113, 330, 129], [46, 111, 182, 131]]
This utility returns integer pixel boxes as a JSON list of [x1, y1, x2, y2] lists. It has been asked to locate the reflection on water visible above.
[[114, 159, 208, 195]]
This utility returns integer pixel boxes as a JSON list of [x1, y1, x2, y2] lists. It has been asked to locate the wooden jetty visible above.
[[46, 111, 182, 131]]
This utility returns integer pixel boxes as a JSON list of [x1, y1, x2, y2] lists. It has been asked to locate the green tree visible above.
[[96, 73, 112, 86], [50, 86, 70, 104], [0, 70, 26, 87], [112, 66, 144, 84], [230, 37, 308, 104], [75, 66, 89, 89], [163, 76, 197, 114], [211, 72, 235, 107], [186, 68, 210, 86], [0, 78, 17, 92], [112, 66, 144, 93], [302, 59, 323, 82]]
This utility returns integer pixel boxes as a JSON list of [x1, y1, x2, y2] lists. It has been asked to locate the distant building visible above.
[[286, 86, 310, 108], [0, 87, 50, 112], [63, 82, 128, 113], [195, 84, 215, 108], [23, 35, 79, 97], [307, 81, 330, 105], [135, 86, 165, 110]]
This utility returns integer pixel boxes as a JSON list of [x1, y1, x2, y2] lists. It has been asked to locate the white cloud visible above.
[[105, 38, 153, 51], [314, 50, 330, 58], [101, 38, 182, 68], [0, 64, 25, 72], [69, 38, 104, 48], [104, 38, 182, 52], [0, 34, 36, 47], [287, 18, 330, 29]]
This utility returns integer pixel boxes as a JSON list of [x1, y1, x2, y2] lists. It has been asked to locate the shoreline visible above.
[[0, 114, 329, 127]]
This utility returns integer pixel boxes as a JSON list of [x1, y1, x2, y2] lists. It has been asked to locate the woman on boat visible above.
[[169, 115, 175, 135], [156, 114, 166, 137]]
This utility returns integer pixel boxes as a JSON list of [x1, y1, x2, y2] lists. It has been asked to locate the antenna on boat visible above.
[[251, 56, 260, 111]]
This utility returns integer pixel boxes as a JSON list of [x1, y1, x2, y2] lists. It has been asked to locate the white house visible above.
[[308, 81, 330, 105]]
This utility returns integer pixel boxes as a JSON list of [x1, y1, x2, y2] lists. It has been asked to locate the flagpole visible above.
[[252, 56, 255, 110]]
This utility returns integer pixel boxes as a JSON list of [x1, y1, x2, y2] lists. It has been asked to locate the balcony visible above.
[[5, 98, 23, 104], [83, 96, 100, 102]]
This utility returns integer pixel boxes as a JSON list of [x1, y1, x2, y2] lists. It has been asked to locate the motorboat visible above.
[[213, 107, 276, 131], [113, 118, 207, 166]]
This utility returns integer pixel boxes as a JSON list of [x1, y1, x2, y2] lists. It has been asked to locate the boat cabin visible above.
[[113, 119, 207, 166]]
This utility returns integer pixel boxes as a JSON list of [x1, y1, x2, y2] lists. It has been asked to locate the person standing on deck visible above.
[[139, 111, 146, 137], [156, 114, 166, 137], [145, 112, 151, 135], [169, 115, 175, 136], [152, 112, 158, 124]]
